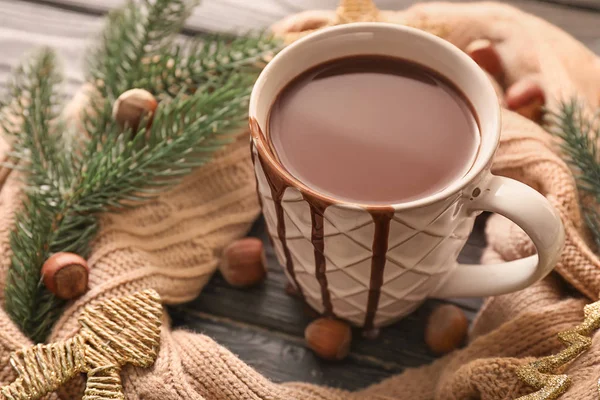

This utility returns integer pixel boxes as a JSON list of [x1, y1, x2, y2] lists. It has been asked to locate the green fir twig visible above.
[[87, 0, 198, 100], [134, 33, 280, 97], [1, 0, 280, 342], [548, 99, 600, 251], [2, 49, 72, 342]]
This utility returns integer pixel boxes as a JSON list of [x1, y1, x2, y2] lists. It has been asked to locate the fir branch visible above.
[[3, 62, 253, 341], [2, 48, 72, 342], [87, 0, 198, 100], [3, 42, 264, 342], [76, 77, 252, 214], [84, 0, 198, 140], [134, 33, 281, 97], [548, 99, 600, 251], [548, 100, 600, 197], [583, 207, 600, 252], [2, 0, 280, 342]]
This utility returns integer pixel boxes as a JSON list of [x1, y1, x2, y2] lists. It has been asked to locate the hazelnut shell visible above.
[[506, 80, 545, 121], [305, 318, 352, 360], [466, 39, 504, 81], [220, 238, 267, 287], [42, 252, 89, 300], [112, 88, 158, 132], [425, 304, 469, 355]]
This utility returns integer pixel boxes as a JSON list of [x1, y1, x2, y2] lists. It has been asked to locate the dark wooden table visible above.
[[1, 0, 599, 391]]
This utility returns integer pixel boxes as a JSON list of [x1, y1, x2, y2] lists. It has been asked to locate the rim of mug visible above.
[[249, 22, 501, 211]]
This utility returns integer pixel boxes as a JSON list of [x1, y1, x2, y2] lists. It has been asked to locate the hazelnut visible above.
[[305, 318, 352, 360], [425, 304, 469, 355], [506, 80, 545, 121], [220, 238, 267, 287], [465, 39, 504, 81], [112, 88, 158, 132], [42, 252, 89, 300]]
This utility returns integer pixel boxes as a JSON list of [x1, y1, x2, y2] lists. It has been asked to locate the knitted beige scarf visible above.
[[1, 2, 600, 399]]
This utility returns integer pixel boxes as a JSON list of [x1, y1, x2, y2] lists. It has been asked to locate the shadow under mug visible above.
[[249, 23, 564, 328]]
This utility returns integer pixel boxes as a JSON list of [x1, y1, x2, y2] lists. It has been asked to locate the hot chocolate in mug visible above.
[[249, 23, 564, 329]]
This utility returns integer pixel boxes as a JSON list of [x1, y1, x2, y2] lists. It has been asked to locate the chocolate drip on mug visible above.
[[250, 141, 276, 251], [249, 139, 264, 210], [255, 138, 398, 323], [255, 149, 305, 300], [252, 118, 401, 324], [305, 197, 334, 316], [363, 208, 395, 330]]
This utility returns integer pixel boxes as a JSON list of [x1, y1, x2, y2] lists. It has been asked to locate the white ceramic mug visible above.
[[249, 23, 564, 328]]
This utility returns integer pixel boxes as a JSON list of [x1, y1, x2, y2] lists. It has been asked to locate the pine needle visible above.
[[547, 99, 600, 251], [3, 49, 69, 342], [87, 0, 199, 100]]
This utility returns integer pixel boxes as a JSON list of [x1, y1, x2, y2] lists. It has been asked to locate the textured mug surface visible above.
[[249, 23, 564, 328]]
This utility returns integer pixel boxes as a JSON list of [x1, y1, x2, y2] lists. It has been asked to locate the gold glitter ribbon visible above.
[[1, 289, 162, 400], [516, 300, 600, 400]]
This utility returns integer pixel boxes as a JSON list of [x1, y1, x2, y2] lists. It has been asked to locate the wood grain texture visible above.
[[15, 0, 600, 31], [1, 0, 599, 91], [0, 1, 102, 94], [1, 0, 598, 389], [170, 216, 484, 375], [169, 309, 403, 389]]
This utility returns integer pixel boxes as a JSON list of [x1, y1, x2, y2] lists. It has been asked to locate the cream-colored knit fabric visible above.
[[1, 2, 600, 399]]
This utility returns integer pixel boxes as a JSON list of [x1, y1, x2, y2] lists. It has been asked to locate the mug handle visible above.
[[431, 175, 564, 298]]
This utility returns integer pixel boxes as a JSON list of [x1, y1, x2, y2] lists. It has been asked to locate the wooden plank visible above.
[[1, 0, 599, 94], [211, 0, 600, 57], [11, 0, 600, 48], [168, 309, 402, 389], [170, 216, 483, 367], [18, 0, 600, 17], [0, 0, 102, 94]]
